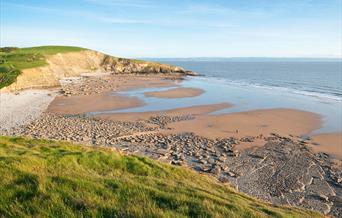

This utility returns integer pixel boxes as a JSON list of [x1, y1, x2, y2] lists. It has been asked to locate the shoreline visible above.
[[1, 73, 341, 216], [1, 73, 340, 159], [191, 73, 342, 103]]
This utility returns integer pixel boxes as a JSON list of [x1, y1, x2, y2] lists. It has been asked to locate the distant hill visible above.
[[0, 136, 322, 217]]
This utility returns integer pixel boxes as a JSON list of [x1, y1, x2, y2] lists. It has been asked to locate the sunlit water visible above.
[[90, 76, 342, 135], [90, 60, 342, 134], [159, 60, 342, 100]]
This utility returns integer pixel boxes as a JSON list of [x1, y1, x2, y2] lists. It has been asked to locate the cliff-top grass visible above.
[[0, 46, 85, 89], [0, 136, 322, 218], [0, 46, 171, 89]]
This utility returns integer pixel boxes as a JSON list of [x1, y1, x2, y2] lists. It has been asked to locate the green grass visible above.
[[19, 46, 85, 56], [0, 46, 85, 89], [0, 136, 322, 218], [0, 67, 21, 89], [129, 58, 173, 68]]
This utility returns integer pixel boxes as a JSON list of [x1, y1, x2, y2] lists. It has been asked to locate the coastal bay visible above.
[[2, 0, 341, 216], [1, 50, 341, 217]]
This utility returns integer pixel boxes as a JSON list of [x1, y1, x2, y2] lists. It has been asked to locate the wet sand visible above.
[[311, 133, 342, 159], [96, 103, 232, 122], [144, 87, 204, 98], [99, 106, 321, 141], [167, 108, 321, 140], [112, 75, 182, 92], [61, 74, 182, 96], [48, 75, 187, 114], [107, 107, 321, 150], [47, 92, 144, 114], [97, 104, 322, 150], [45, 74, 341, 159]]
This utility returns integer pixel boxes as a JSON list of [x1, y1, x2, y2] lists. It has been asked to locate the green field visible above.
[[0, 46, 85, 89], [0, 136, 321, 217]]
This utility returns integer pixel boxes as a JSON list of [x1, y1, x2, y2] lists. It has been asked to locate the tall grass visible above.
[[0, 136, 322, 217]]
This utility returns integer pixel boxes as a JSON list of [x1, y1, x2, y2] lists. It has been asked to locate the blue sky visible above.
[[1, 0, 341, 58]]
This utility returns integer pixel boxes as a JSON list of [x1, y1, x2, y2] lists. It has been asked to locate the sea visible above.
[[158, 59, 342, 101], [98, 59, 342, 134]]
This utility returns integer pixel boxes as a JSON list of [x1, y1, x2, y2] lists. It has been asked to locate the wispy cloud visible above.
[[180, 4, 235, 15], [4, 2, 70, 16], [3, 2, 234, 28], [3, 2, 150, 25], [97, 17, 150, 24], [179, 3, 272, 18], [85, 0, 155, 8]]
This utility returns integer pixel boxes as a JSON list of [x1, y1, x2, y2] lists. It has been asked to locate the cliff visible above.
[[0, 46, 196, 91]]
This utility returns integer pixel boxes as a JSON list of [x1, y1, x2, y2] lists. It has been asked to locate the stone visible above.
[[240, 136, 255, 142], [227, 171, 237, 177]]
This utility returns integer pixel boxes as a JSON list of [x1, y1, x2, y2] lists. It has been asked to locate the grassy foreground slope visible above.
[[0, 136, 321, 218], [0, 46, 85, 89]]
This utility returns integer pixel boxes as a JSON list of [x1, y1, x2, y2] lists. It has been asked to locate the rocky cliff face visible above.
[[2, 50, 196, 91], [101, 55, 195, 75]]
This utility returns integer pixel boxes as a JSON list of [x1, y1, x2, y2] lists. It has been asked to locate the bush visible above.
[[0, 47, 19, 53]]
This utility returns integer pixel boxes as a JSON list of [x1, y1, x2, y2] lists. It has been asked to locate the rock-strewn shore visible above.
[[2, 113, 156, 146], [2, 112, 341, 216], [60, 74, 183, 96], [111, 132, 342, 217]]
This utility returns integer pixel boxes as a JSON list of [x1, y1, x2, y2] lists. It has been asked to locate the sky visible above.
[[1, 0, 341, 58]]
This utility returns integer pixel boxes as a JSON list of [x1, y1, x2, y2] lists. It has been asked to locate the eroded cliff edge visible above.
[[1, 48, 196, 91]]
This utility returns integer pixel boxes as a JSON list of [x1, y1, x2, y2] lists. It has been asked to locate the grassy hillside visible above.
[[0, 46, 85, 89], [0, 136, 321, 218], [0, 46, 181, 90]]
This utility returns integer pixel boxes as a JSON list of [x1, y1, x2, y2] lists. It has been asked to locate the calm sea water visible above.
[[93, 60, 342, 134], [159, 60, 342, 100]]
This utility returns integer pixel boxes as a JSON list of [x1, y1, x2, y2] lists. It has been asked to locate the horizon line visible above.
[[140, 57, 342, 60], [2, 45, 341, 60]]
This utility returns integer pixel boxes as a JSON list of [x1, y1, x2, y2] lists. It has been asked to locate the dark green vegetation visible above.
[[0, 46, 85, 88], [0, 136, 322, 218]]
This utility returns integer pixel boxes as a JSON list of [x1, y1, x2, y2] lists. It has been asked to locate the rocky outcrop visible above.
[[101, 55, 195, 75]]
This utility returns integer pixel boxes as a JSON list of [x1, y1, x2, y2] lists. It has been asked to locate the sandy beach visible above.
[[2, 73, 339, 158], [98, 106, 323, 150], [47, 92, 144, 114], [96, 103, 232, 122], [167, 108, 321, 139], [144, 87, 204, 98], [61, 74, 182, 96], [311, 133, 342, 159], [3, 72, 337, 156]]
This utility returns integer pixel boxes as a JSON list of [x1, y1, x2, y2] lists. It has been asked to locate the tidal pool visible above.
[[91, 76, 342, 134]]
